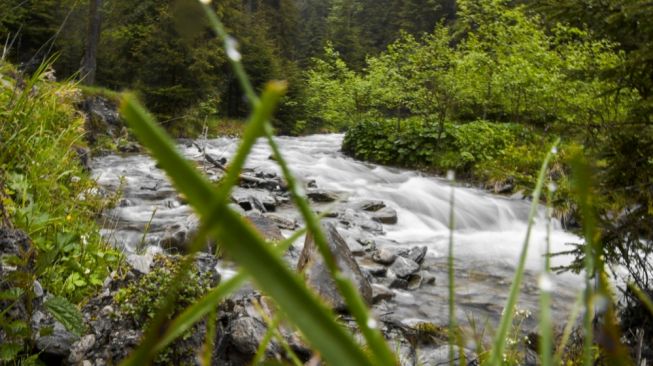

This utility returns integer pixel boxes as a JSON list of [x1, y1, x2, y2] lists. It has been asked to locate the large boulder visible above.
[[297, 222, 373, 312]]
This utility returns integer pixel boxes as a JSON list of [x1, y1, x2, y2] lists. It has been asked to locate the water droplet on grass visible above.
[[538, 273, 554, 293], [225, 36, 242, 61]]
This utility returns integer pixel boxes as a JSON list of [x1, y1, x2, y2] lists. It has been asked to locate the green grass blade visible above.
[[538, 185, 555, 366], [119, 94, 374, 366], [264, 128, 396, 366], [487, 138, 560, 365], [154, 271, 248, 353], [628, 282, 653, 314], [553, 292, 583, 365]]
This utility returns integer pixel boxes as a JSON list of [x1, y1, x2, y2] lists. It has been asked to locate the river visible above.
[[92, 133, 582, 329]]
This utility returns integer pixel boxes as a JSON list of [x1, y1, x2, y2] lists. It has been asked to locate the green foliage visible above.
[[114, 255, 213, 364], [43, 296, 85, 336], [0, 62, 121, 303]]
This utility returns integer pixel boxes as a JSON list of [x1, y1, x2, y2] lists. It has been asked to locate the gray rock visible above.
[[371, 207, 398, 224], [403, 246, 428, 264], [343, 236, 367, 256], [33, 280, 44, 297], [232, 188, 277, 212], [263, 213, 297, 230], [372, 248, 397, 265], [0, 227, 31, 256], [306, 189, 341, 202], [246, 212, 284, 241], [390, 277, 409, 289], [406, 274, 423, 290], [125, 246, 163, 274], [389, 256, 420, 279], [355, 200, 386, 212], [418, 345, 474, 366], [371, 284, 395, 303], [359, 259, 387, 277], [297, 222, 372, 312], [68, 334, 96, 364], [229, 317, 279, 358], [36, 328, 79, 357]]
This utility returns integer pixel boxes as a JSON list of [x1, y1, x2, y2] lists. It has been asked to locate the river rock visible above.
[[306, 189, 341, 202], [263, 213, 297, 230], [232, 188, 277, 212], [371, 284, 395, 303], [355, 199, 386, 212], [372, 248, 397, 265], [371, 206, 398, 224], [246, 212, 284, 242], [297, 222, 372, 312], [240, 173, 284, 191], [402, 246, 428, 264], [360, 260, 387, 278], [389, 256, 420, 279]]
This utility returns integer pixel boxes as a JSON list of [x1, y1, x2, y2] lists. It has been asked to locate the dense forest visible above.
[[1, 0, 653, 364]]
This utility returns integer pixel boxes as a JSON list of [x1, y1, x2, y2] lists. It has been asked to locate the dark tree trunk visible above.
[[80, 0, 102, 85]]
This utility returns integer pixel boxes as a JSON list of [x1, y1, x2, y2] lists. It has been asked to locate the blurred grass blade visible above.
[[264, 128, 396, 366], [119, 93, 374, 366], [628, 282, 653, 314], [553, 292, 583, 365], [539, 185, 555, 366], [488, 138, 559, 365], [154, 272, 248, 353]]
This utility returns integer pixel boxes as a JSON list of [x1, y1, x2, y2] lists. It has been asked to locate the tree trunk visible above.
[[80, 0, 102, 85]]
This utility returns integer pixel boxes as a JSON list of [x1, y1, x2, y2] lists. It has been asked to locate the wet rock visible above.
[[246, 212, 284, 242], [390, 277, 409, 289], [406, 274, 423, 290], [306, 189, 341, 202], [343, 235, 367, 256], [371, 207, 398, 224], [240, 173, 284, 191], [232, 188, 277, 212], [359, 260, 387, 278], [402, 246, 428, 264], [372, 248, 397, 265], [263, 213, 297, 230], [306, 179, 317, 188], [389, 257, 420, 279], [297, 222, 372, 312], [355, 200, 386, 212], [371, 284, 395, 303]]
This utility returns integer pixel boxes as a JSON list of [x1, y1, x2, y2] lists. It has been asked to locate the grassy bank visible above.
[[0, 61, 122, 361]]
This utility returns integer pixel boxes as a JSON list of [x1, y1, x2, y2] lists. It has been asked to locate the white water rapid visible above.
[[92, 133, 582, 327]]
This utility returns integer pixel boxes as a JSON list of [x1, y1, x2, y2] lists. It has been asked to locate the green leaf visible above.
[[44, 296, 85, 336], [0, 343, 22, 362]]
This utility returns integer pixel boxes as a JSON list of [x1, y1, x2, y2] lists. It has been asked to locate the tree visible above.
[[80, 0, 102, 85]]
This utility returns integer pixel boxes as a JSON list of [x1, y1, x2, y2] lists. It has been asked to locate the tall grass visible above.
[[110, 2, 649, 365]]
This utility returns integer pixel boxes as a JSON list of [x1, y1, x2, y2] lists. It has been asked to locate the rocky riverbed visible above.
[[17, 134, 583, 365]]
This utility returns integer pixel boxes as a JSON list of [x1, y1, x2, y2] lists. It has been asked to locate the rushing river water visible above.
[[92, 133, 582, 328]]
